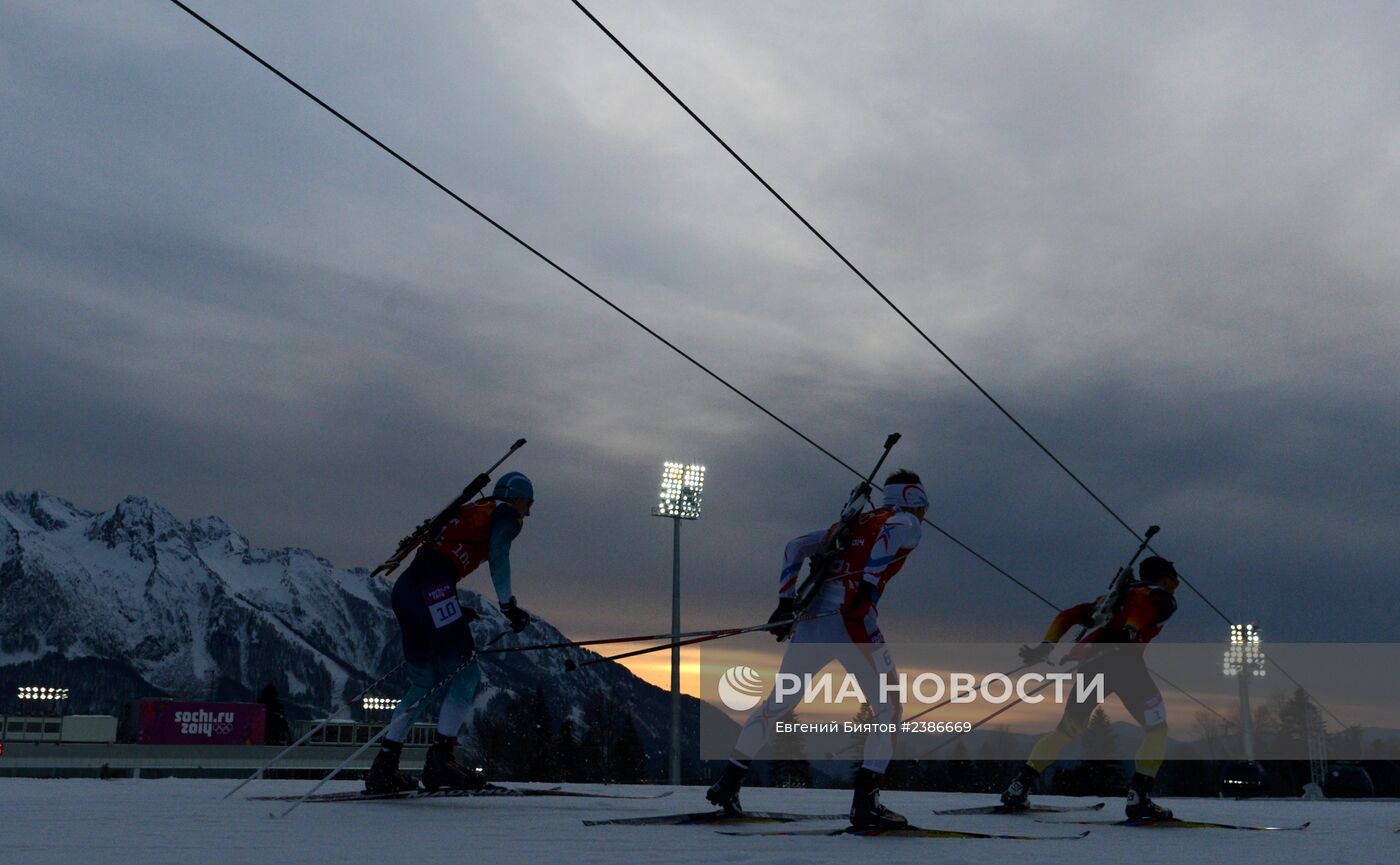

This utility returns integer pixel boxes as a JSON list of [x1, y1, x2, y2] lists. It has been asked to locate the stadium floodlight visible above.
[[1223, 624, 1263, 763], [1223, 624, 1265, 677], [652, 461, 705, 787], [653, 462, 704, 520], [17, 686, 69, 701], [361, 696, 400, 711]]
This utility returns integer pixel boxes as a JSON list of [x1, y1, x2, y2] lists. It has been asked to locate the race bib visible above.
[[1142, 695, 1167, 726], [423, 584, 463, 629]]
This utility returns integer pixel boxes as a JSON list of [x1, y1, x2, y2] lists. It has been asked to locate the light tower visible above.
[[653, 461, 704, 786], [17, 686, 69, 744], [1222, 624, 1264, 762], [17, 685, 69, 713], [1304, 697, 1328, 799]]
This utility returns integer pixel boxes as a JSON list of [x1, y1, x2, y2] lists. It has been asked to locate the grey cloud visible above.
[[2, 0, 1397, 656]]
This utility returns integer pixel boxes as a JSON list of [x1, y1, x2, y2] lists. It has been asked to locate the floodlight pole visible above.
[[1237, 669, 1255, 763], [654, 462, 702, 787], [1228, 625, 1259, 763], [669, 514, 681, 787]]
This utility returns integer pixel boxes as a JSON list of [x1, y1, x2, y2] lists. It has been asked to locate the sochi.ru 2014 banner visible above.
[[133, 700, 267, 745], [697, 641, 1400, 761]]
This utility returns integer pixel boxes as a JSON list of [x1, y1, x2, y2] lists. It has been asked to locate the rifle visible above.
[[370, 438, 527, 577], [1069, 524, 1161, 645], [787, 433, 902, 625]]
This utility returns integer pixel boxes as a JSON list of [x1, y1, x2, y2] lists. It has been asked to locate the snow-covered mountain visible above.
[[0, 491, 721, 771]]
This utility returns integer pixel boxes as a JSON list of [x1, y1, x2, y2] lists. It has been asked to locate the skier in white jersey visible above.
[[706, 469, 928, 829]]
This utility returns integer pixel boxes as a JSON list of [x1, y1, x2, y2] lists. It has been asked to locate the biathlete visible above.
[[706, 470, 929, 829], [365, 472, 535, 794], [1000, 555, 1181, 819]]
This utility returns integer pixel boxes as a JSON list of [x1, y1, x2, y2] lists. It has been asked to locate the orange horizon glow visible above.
[[614, 645, 703, 697]]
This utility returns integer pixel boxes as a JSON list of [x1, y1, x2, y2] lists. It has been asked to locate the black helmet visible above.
[[1139, 555, 1178, 583]]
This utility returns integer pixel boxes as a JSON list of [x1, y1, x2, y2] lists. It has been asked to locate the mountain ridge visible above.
[[0, 489, 722, 775]]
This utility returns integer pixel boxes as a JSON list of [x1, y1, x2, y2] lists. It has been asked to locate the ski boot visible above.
[[420, 733, 486, 792], [1125, 772, 1173, 821], [705, 761, 749, 815], [999, 764, 1040, 812], [364, 739, 419, 795], [849, 768, 908, 829]]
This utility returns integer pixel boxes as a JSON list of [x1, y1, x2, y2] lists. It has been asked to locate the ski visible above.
[[1040, 817, 1310, 831], [933, 802, 1104, 816], [584, 810, 845, 827], [719, 825, 1090, 840], [535, 788, 674, 801], [250, 783, 528, 802], [250, 785, 672, 803]]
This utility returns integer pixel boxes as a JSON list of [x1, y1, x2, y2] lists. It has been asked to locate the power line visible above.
[[1151, 668, 1235, 729], [1264, 653, 1351, 731], [161, 2, 859, 465], [161, 0, 1051, 611], [568, 0, 1234, 624], [567, 0, 1356, 728], [161, 0, 1272, 729]]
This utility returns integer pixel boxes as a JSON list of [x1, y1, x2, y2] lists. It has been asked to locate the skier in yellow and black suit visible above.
[[1000, 555, 1180, 820]]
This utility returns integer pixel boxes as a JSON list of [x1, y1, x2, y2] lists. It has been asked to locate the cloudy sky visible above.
[[4, 0, 1398, 679]]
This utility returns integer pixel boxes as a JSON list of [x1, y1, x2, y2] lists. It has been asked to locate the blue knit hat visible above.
[[492, 471, 534, 502]]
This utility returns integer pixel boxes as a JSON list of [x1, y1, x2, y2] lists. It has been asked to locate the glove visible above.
[[500, 597, 531, 633], [461, 607, 480, 624], [766, 597, 796, 641], [841, 580, 876, 620], [1018, 641, 1054, 665]]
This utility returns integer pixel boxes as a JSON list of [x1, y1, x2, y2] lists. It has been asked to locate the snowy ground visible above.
[[1, 778, 1396, 865]]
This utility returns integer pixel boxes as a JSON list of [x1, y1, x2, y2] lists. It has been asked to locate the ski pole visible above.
[[945, 528, 1158, 753], [223, 661, 407, 800], [825, 659, 1043, 759], [921, 678, 1056, 757], [234, 621, 508, 800], [480, 618, 813, 656], [919, 647, 1111, 758], [901, 660, 1042, 726], [915, 655, 1199, 761], [827, 659, 1045, 758], [562, 612, 839, 671], [271, 658, 472, 818]]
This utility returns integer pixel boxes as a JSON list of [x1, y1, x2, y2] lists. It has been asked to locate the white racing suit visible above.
[[732, 507, 922, 773]]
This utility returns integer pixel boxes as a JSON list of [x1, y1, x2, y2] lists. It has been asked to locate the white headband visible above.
[[882, 483, 929, 509]]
